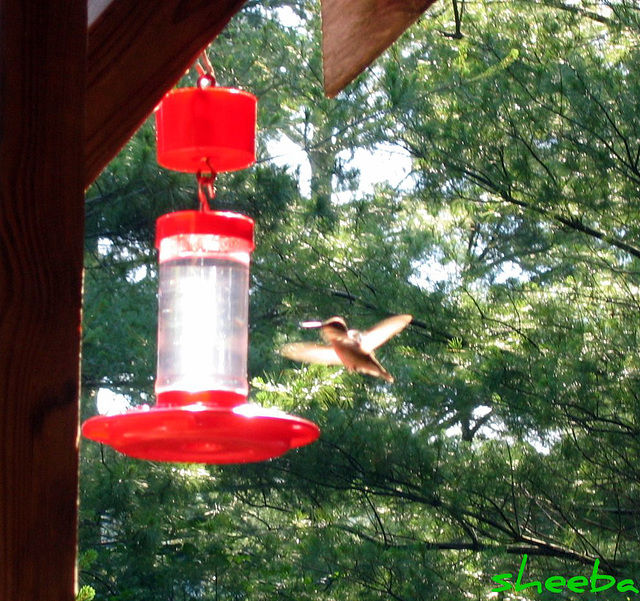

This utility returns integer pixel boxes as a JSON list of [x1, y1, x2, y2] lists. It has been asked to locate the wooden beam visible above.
[[0, 1, 86, 600], [321, 0, 437, 97], [85, 0, 248, 187]]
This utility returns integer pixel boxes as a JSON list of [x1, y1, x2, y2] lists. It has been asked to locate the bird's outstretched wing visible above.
[[360, 314, 412, 353], [280, 342, 343, 365]]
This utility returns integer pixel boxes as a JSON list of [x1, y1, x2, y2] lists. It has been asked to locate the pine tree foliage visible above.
[[79, 0, 640, 598]]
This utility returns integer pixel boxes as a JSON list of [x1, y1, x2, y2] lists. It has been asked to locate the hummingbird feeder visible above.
[[82, 63, 319, 463]]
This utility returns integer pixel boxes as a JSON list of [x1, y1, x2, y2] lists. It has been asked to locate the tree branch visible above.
[[459, 165, 640, 261]]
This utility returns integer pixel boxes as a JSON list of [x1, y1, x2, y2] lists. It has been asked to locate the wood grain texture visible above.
[[0, 1, 86, 600], [321, 0, 437, 97], [85, 0, 248, 187]]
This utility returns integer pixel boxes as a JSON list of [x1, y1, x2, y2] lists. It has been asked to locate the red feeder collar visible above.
[[155, 210, 255, 251]]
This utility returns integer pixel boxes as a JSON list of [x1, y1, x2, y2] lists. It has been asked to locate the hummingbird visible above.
[[280, 314, 412, 382]]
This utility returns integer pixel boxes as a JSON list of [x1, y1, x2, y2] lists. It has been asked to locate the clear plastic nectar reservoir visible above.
[[155, 211, 255, 407]]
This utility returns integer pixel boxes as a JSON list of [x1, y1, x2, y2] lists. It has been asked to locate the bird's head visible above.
[[301, 316, 349, 334], [301, 316, 346, 329], [321, 316, 349, 333]]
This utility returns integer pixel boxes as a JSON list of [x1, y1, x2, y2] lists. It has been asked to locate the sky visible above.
[[266, 135, 415, 201]]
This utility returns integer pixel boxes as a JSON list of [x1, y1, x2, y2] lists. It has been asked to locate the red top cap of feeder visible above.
[[156, 210, 255, 252], [156, 87, 257, 173]]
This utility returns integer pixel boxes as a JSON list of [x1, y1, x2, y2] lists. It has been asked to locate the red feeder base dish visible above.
[[82, 402, 320, 464]]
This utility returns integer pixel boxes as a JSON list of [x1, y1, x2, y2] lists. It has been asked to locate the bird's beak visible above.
[[300, 320, 323, 329]]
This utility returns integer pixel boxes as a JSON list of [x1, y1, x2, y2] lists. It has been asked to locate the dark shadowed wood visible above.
[[321, 0, 437, 97], [0, 1, 86, 600], [85, 0, 248, 187]]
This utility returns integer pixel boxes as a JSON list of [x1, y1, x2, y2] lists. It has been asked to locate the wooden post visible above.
[[0, 1, 86, 600]]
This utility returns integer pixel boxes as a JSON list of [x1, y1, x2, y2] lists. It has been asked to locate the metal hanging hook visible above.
[[195, 51, 216, 88], [196, 159, 217, 212]]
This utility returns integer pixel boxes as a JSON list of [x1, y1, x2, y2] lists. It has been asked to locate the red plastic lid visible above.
[[155, 211, 255, 251], [156, 87, 257, 173], [81, 403, 320, 464]]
